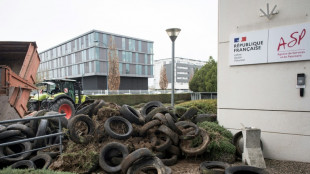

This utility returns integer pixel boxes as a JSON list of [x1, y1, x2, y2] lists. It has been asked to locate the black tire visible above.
[[104, 116, 133, 140], [180, 128, 210, 156], [121, 148, 154, 174], [10, 160, 36, 169], [200, 161, 230, 174], [7, 124, 35, 138], [158, 125, 179, 145], [161, 154, 178, 166], [44, 111, 68, 129], [75, 102, 96, 117], [151, 133, 172, 152], [27, 102, 38, 112], [225, 165, 267, 174], [50, 98, 75, 120], [145, 107, 169, 122], [37, 151, 59, 158], [176, 121, 200, 140], [233, 131, 264, 158], [34, 119, 48, 148], [127, 156, 171, 174], [180, 107, 198, 121], [92, 100, 106, 116], [29, 109, 48, 133], [120, 105, 144, 125], [0, 125, 6, 133], [141, 101, 164, 117], [30, 153, 52, 169], [0, 137, 32, 162], [99, 142, 129, 173], [165, 113, 182, 135], [68, 114, 95, 144], [153, 113, 169, 126], [168, 145, 181, 156], [0, 130, 21, 140], [139, 120, 161, 136]]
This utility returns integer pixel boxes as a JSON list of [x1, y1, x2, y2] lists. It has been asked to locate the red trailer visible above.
[[0, 41, 40, 120]]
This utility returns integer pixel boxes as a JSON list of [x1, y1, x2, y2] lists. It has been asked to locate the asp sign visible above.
[[230, 22, 310, 66]]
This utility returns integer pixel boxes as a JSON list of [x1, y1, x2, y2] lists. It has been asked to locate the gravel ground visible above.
[[170, 158, 310, 174]]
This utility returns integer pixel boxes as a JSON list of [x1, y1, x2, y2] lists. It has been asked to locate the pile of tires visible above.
[[0, 110, 67, 169], [63, 100, 215, 173]]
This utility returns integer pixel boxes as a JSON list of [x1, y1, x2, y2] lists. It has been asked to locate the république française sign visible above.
[[230, 22, 310, 66]]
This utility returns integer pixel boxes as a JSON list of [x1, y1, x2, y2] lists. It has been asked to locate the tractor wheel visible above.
[[50, 98, 75, 120], [28, 102, 38, 112]]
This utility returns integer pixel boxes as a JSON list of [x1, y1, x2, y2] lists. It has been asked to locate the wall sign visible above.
[[268, 23, 310, 63], [230, 22, 310, 66], [230, 30, 268, 65]]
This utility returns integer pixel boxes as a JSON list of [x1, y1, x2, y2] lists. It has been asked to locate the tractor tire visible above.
[[50, 98, 75, 120], [28, 102, 38, 112]]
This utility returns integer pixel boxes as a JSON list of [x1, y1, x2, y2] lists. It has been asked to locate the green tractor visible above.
[[28, 79, 89, 119]]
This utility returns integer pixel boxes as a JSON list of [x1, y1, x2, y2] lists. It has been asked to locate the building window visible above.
[[147, 42, 153, 54], [89, 62, 92, 73], [138, 41, 142, 52], [88, 33, 94, 47], [82, 50, 86, 62], [67, 42, 71, 54], [145, 65, 148, 75], [145, 54, 148, 64], [103, 34, 108, 47], [126, 64, 130, 74], [95, 61, 100, 73], [119, 63, 123, 74], [80, 64, 84, 75], [122, 38, 126, 50]]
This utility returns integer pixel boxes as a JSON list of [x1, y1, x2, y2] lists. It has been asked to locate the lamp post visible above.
[[94, 40, 109, 94], [166, 28, 181, 107]]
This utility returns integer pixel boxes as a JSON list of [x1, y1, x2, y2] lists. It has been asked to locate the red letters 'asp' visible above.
[[277, 29, 306, 51]]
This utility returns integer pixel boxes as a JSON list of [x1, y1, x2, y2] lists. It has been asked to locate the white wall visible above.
[[218, 0, 310, 162]]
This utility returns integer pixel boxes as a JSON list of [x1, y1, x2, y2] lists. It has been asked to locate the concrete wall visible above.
[[218, 0, 310, 162]]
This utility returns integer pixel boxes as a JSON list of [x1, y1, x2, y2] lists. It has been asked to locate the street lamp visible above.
[[166, 28, 181, 107], [94, 40, 109, 94]]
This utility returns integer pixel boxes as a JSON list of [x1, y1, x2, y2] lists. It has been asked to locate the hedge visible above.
[[89, 93, 191, 106]]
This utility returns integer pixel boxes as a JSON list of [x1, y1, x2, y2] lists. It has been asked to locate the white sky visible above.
[[0, 0, 218, 61]]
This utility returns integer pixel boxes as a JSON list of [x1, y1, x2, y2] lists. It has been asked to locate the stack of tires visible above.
[[0, 110, 67, 170]]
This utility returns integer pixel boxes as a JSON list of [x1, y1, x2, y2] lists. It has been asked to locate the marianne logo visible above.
[[234, 37, 247, 43]]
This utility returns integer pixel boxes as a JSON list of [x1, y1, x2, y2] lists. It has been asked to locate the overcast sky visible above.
[[0, 0, 218, 61]]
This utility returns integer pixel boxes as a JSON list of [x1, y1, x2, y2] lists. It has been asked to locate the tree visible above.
[[108, 36, 120, 90], [159, 65, 168, 90], [189, 56, 217, 92]]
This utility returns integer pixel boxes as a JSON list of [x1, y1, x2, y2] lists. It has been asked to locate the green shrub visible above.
[[198, 121, 235, 163], [176, 99, 217, 114], [175, 106, 188, 117], [90, 93, 190, 106]]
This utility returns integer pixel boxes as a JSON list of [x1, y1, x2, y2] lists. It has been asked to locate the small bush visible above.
[[176, 99, 217, 114], [175, 106, 188, 117], [198, 121, 235, 163]]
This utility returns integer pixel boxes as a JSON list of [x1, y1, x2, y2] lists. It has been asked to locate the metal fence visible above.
[[83, 89, 192, 95], [191, 92, 217, 100], [0, 113, 65, 159]]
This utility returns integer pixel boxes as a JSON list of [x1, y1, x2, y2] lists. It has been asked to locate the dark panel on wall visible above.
[[76, 76, 147, 90], [119, 77, 148, 90]]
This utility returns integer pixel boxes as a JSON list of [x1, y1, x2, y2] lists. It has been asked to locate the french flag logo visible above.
[[234, 37, 247, 43]]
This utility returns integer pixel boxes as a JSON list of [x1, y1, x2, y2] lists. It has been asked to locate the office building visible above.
[[37, 30, 154, 90], [152, 57, 205, 90]]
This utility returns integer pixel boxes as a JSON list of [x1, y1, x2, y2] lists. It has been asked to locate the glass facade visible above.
[[38, 30, 154, 80]]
